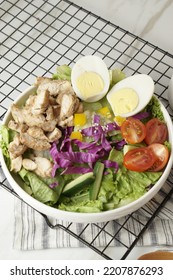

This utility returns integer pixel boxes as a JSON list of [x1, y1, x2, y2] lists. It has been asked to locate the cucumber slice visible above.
[[123, 144, 146, 154], [62, 172, 95, 196], [90, 162, 104, 200]]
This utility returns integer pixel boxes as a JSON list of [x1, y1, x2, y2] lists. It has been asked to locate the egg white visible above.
[[107, 74, 155, 117], [71, 55, 110, 102]]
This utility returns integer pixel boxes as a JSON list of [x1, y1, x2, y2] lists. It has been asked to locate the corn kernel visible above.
[[70, 131, 83, 141], [97, 106, 111, 118], [114, 116, 126, 126], [74, 113, 87, 126]]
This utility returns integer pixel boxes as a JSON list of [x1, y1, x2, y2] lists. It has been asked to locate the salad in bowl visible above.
[[0, 55, 173, 223]]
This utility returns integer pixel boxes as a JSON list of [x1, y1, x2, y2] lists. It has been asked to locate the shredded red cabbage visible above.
[[49, 182, 59, 189], [93, 114, 101, 124], [59, 151, 100, 163], [52, 162, 59, 177], [111, 139, 127, 150], [102, 160, 119, 172], [133, 111, 150, 120], [73, 139, 98, 150], [81, 126, 94, 137], [105, 122, 120, 131], [50, 115, 121, 176], [50, 141, 100, 176]]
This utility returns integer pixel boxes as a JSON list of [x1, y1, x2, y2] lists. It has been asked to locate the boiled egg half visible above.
[[107, 74, 154, 117], [71, 55, 110, 102]]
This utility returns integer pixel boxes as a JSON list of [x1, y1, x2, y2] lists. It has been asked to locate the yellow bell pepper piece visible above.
[[70, 131, 83, 141], [74, 113, 87, 126], [114, 116, 126, 126], [97, 106, 111, 118]]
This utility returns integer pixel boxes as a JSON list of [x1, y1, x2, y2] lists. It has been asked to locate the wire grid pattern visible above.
[[1, 0, 173, 259]]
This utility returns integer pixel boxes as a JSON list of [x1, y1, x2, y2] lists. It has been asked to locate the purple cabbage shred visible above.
[[50, 115, 121, 176]]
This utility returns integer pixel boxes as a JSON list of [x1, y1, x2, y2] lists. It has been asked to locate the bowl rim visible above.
[[0, 86, 173, 223]]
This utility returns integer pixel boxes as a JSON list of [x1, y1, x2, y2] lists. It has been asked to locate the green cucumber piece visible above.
[[62, 172, 95, 196], [123, 144, 146, 154], [90, 162, 104, 200], [123, 144, 137, 155]]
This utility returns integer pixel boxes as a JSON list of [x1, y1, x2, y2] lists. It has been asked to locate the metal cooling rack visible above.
[[1, 0, 173, 260]]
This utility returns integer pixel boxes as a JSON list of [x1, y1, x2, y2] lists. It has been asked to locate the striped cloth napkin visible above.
[[13, 181, 173, 251]]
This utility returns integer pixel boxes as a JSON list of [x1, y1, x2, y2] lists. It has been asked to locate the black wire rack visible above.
[[1, 0, 173, 260]]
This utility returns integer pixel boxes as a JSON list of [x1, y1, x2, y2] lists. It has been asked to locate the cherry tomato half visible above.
[[121, 117, 146, 144], [124, 147, 156, 172], [148, 143, 169, 171], [145, 118, 168, 145]]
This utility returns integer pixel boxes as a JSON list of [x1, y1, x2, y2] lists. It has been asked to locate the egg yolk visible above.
[[76, 71, 104, 99], [109, 88, 139, 115]]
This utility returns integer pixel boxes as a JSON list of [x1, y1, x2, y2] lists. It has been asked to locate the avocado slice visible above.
[[62, 172, 95, 196], [90, 162, 105, 200]]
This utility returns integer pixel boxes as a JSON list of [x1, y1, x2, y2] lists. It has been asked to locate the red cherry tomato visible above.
[[148, 143, 169, 171], [121, 117, 146, 144], [145, 118, 168, 145], [124, 147, 156, 172]]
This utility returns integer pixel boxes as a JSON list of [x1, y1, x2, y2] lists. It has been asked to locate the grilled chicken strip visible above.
[[10, 104, 25, 124], [46, 127, 62, 142], [20, 132, 51, 151], [34, 157, 53, 178], [31, 90, 49, 115], [8, 120, 28, 133], [10, 156, 22, 173], [22, 158, 37, 171], [57, 92, 78, 120], [8, 134, 27, 158], [27, 126, 48, 140], [35, 77, 74, 96], [8, 75, 84, 173]]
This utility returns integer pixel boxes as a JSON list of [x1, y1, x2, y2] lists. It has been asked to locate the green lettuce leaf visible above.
[[58, 185, 103, 212], [52, 65, 71, 81], [41, 175, 65, 197], [98, 148, 162, 209], [0, 125, 10, 159], [109, 68, 126, 88], [145, 95, 164, 121], [18, 168, 59, 205], [0, 125, 16, 167], [58, 198, 103, 213], [98, 170, 116, 203]]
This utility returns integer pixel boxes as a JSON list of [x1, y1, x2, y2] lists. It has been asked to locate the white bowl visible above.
[[0, 86, 173, 223]]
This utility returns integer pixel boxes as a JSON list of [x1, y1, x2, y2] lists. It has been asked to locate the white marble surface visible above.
[[0, 0, 173, 260], [72, 0, 173, 55]]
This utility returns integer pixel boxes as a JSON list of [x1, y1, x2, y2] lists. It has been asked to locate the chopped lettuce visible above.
[[0, 125, 16, 167], [58, 197, 103, 213], [109, 68, 126, 88], [82, 102, 102, 112], [18, 168, 60, 205], [145, 95, 164, 121], [164, 141, 171, 152], [41, 175, 65, 197], [0, 125, 10, 159], [98, 170, 116, 204], [22, 183, 33, 196], [97, 148, 162, 210], [52, 64, 71, 81]]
